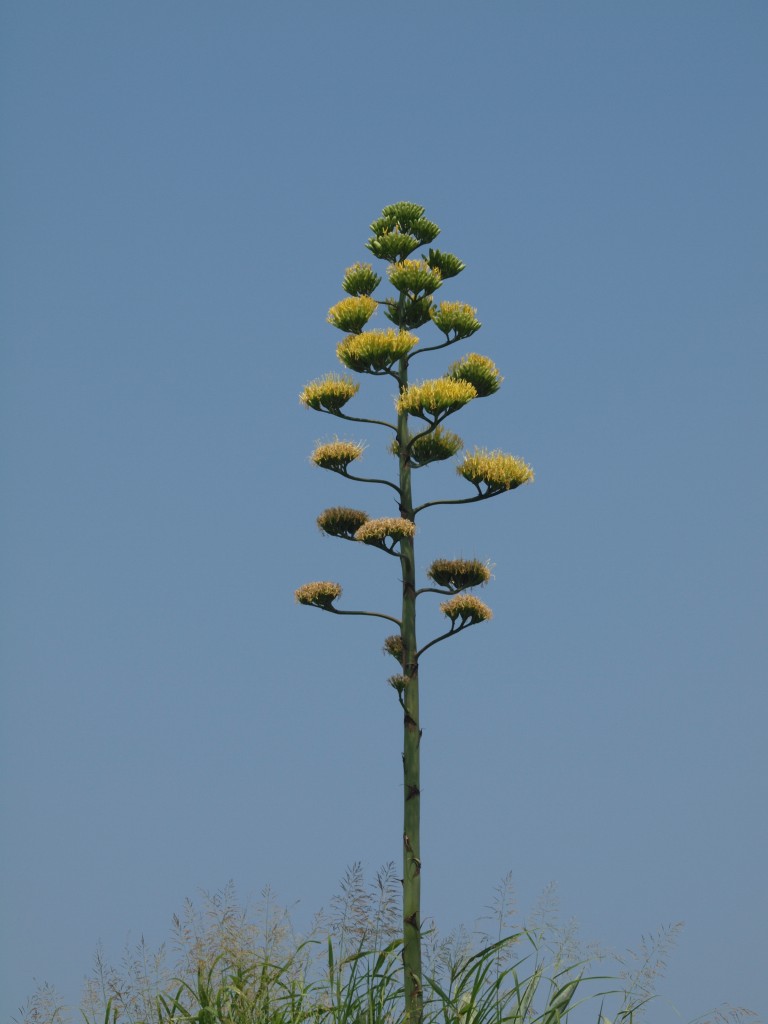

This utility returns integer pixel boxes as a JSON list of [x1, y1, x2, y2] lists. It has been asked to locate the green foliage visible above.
[[20, 873, 745, 1024]]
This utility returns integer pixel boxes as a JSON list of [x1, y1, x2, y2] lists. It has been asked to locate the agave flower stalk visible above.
[[295, 202, 534, 1024]]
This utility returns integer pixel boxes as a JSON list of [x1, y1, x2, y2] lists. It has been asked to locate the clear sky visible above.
[[1, 3, 766, 1022]]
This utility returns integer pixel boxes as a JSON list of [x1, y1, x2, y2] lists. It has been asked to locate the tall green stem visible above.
[[398, 353, 422, 1024]]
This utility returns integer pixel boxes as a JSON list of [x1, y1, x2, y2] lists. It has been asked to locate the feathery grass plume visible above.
[[440, 593, 493, 624], [317, 506, 370, 540], [426, 247, 466, 279], [342, 262, 382, 297], [311, 439, 365, 472], [355, 517, 416, 547], [430, 301, 481, 339], [458, 447, 534, 493], [387, 259, 442, 296], [390, 425, 464, 467], [337, 328, 418, 374], [448, 353, 502, 397], [300, 373, 360, 413], [294, 581, 343, 609], [327, 296, 378, 333], [396, 378, 477, 419], [427, 558, 491, 590], [383, 634, 404, 663]]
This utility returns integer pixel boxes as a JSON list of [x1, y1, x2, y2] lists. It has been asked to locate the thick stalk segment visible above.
[[398, 354, 423, 1024]]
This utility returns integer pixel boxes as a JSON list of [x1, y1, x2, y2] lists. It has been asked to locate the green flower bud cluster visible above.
[[387, 259, 442, 297], [427, 558, 491, 591], [300, 373, 359, 413], [342, 263, 382, 297], [337, 328, 418, 374], [295, 581, 342, 609], [457, 448, 534, 493], [390, 425, 464, 467], [440, 594, 493, 624], [327, 296, 378, 333], [366, 202, 441, 262], [425, 248, 466, 280], [448, 353, 503, 397], [383, 296, 434, 330]]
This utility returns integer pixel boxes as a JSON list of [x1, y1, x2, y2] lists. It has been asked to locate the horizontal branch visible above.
[[342, 469, 402, 495], [414, 485, 502, 516], [409, 336, 459, 358], [328, 607, 402, 627], [417, 619, 475, 658], [313, 408, 398, 433]]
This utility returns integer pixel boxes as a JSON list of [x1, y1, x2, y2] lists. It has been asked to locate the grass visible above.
[[15, 866, 758, 1024]]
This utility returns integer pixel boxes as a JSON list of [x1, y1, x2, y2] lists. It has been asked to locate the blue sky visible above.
[[1, 3, 766, 1021]]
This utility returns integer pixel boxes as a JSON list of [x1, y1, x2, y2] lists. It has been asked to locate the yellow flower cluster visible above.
[[439, 594, 493, 624], [354, 517, 416, 545], [387, 259, 442, 296], [327, 296, 378, 333], [396, 378, 477, 418], [300, 373, 359, 413], [317, 506, 369, 539], [294, 581, 342, 609], [457, 448, 534, 491], [383, 634, 404, 662], [448, 353, 503, 397], [430, 301, 481, 338], [427, 558, 491, 590], [311, 440, 365, 471], [337, 329, 418, 374]]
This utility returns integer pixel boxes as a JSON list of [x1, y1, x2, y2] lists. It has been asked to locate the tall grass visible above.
[[15, 868, 757, 1024]]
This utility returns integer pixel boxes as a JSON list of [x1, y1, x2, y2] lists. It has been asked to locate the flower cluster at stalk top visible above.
[[342, 263, 382, 297], [440, 594, 493, 624], [448, 353, 503, 397], [317, 506, 369, 540], [311, 439, 365, 471], [300, 373, 359, 413], [387, 259, 442, 296], [458, 448, 534, 491], [327, 296, 378, 333], [354, 517, 416, 545], [427, 558, 491, 590], [430, 301, 481, 338], [294, 581, 342, 609], [337, 329, 418, 374], [396, 378, 477, 418]]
